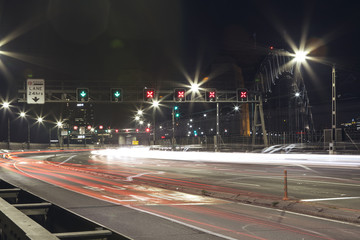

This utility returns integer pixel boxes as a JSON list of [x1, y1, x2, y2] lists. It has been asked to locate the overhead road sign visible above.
[[27, 79, 45, 104]]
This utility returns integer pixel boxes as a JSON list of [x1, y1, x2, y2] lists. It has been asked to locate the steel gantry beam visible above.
[[17, 85, 269, 147]]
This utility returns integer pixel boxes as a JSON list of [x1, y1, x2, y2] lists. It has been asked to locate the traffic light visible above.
[[146, 128, 150, 133], [111, 88, 123, 102], [174, 105, 180, 120], [206, 89, 217, 101], [76, 88, 89, 102], [237, 88, 248, 101], [143, 88, 155, 102], [174, 88, 186, 102]]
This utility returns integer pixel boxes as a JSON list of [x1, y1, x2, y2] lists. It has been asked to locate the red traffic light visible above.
[[99, 125, 103, 130], [143, 88, 155, 101], [174, 88, 186, 102], [73, 126, 78, 130], [206, 89, 217, 101], [237, 88, 248, 101], [146, 128, 150, 133], [115, 129, 119, 133]]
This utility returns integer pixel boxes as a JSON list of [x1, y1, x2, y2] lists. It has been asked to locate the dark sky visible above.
[[0, 0, 360, 141]]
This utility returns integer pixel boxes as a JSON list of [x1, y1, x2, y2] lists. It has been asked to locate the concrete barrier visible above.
[[0, 197, 59, 240]]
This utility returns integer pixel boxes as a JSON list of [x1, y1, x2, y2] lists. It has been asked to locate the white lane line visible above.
[[301, 196, 360, 202], [226, 181, 261, 187], [294, 164, 319, 173], [126, 205, 239, 240], [58, 155, 77, 165], [231, 174, 360, 187], [102, 195, 136, 202], [125, 171, 164, 181]]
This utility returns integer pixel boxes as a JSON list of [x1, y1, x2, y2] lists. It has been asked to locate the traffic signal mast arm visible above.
[[18, 88, 259, 103]]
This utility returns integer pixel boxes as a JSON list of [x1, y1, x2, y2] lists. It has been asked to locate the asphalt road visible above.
[[1, 149, 360, 240]]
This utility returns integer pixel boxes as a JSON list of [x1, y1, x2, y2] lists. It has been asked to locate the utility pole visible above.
[[330, 65, 336, 154]]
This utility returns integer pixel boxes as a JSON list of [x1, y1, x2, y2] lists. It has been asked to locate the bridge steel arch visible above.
[[253, 50, 315, 145]]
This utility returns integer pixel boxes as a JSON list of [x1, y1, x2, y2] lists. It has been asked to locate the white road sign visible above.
[[27, 79, 45, 104]]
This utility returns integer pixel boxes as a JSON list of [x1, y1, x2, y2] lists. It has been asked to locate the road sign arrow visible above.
[[32, 97, 40, 102]]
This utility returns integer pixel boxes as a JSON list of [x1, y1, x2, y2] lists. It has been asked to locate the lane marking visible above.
[[232, 202, 360, 227], [294, 164, 319, 173], [301, 196, 360, 202], [231, 174, 360, 187], [58, 155, 77, 165], [102, 195, 136, 202], [226, 181, 261, 187], [126, 205, 241, 240], [125, 171, 164, 181]]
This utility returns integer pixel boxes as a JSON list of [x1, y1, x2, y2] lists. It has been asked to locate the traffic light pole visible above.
[[330, 65, 336, 154], [153, 110, 156, 145], [172, 107, 175, 149], [215, 102, 220, 152]]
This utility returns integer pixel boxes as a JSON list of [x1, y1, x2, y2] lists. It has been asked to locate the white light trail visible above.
[[91, 147, 360, 167]]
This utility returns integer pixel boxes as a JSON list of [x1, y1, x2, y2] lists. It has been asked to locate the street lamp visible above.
[[294, 50, 308, 63], [56, 121, 64, 148], [1, 101, 11, 148], [19, 111, 31, 149], [293, 49, 336, 154], [151, 100, 161, 144]]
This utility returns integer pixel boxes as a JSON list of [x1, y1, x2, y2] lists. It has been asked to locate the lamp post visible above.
[[152, 100, 159, 144], [1, 102, 11, 149], [293, 50, 337, 154], [330, 64, 336, 154], [56, 121, 64, 149], [19, 112, 31, 149]]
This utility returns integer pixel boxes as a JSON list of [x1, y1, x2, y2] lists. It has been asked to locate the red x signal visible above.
[[146, 90, 154, 98]]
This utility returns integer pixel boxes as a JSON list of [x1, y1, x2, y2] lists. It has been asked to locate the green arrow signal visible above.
[[114, 91, 121, 98], [80, 91, 87, 97]]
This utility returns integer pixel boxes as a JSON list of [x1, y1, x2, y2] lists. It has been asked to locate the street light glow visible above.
[[2, 102, 10, 109], [56, 121, 63, 127], [190, 83, 199, 92], [152, 100, 159, 107], [37, 117, 43, 123], [294, 50, 308, 63], [20, 112, 26, 117]]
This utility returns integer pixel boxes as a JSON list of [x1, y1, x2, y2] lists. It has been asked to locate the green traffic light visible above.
[[80, 91, 87, 97], [114, 91, 121, 98], [175, 113, 180, 118], [174, 106, 179, 110]]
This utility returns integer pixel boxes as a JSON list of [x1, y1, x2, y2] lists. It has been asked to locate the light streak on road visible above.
[[91, 147, 360, 167], [1, 149, 359, 240]]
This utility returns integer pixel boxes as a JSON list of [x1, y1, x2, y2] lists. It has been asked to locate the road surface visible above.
[[0, 149, 359, 239]]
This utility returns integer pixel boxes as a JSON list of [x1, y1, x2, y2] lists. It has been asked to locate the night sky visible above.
[[0, 0, 360, 142]]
